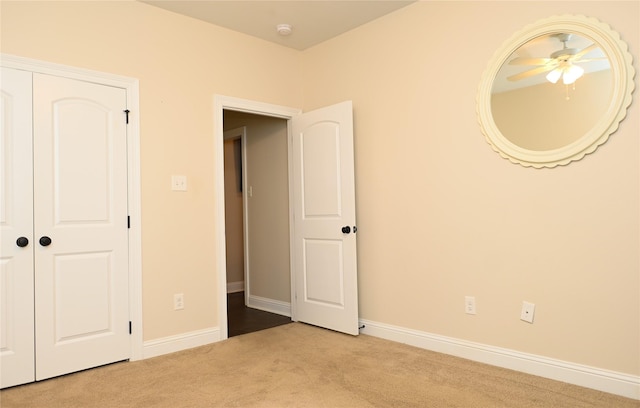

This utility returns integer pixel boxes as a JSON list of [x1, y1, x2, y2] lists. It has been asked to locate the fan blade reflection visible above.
[[509, 57, 552, 66], [507, 64, 556, 81], [573, 43, 599, 59]]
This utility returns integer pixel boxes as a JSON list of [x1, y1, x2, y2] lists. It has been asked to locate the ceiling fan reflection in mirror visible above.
[[477, 14, 635, 168], [507, 33, 607, 85]]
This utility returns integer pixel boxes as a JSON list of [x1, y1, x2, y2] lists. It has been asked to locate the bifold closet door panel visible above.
[[32, 73, 130, 381], [0, 67, 36, 389]]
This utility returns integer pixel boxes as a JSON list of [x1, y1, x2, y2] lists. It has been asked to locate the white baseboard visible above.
[[247, 294, 291, 317], [140, 296, 289, 359], [142, 327, 221, 359], [359, 319, 639, 400], [227, 281, 244, 293]]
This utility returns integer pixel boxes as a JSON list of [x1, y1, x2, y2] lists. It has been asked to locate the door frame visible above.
[[0, 53, 144, 361], [222, 126, 249, 301], [214, 95, 300, 340]]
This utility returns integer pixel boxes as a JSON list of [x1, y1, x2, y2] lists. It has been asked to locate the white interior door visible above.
[[0, 68, 36, 388], [291, 101, 359, 335], [32, 73, 130, 380]]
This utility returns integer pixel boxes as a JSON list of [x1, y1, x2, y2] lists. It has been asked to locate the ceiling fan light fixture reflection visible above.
[[546, 69, 563, 84], [562, 64, 584, 84], [546, 63, 585, 85]]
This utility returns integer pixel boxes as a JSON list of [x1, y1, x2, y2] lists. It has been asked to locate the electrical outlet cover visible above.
[[520, 301, 535, 323], [171, 175, 187, 191], [174, 293, 184, 310]]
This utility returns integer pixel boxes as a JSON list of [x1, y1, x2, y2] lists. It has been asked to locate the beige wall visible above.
[[224, 112, 291, 303], [2, 0, 638, 378], [301, 1, 638, 375], [0, 0, 302, 340]]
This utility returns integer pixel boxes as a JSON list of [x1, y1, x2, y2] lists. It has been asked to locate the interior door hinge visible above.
[[127, 216, 130, 229], [124, 109, 130, 124], [129, 321, 132, 334]]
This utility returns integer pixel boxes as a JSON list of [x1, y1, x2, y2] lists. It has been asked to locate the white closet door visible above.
[[33, 73, 130, 380], [0, 68, 36, 388]]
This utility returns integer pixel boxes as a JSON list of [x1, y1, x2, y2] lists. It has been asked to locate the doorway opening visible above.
[[214, 96, 300, 341], [222, 110, 292, 337], [215, 95, 359, 339]]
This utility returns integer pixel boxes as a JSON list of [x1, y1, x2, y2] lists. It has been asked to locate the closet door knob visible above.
[[341, 226, 351, 234], [39, 236, 52, 247], [16, 237, 29, 247]]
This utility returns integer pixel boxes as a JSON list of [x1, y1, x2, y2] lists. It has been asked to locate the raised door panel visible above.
[[301, 122, 342, 217], [303, 239, 344, 307]]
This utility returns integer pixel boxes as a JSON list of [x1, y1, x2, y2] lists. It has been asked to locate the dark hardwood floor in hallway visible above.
[[227, 291, 292, 337]]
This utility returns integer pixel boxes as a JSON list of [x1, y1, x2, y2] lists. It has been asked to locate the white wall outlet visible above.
[[171, 175, 187, 191], [174, 293, 184, 310], [465, 296, 476, 315], [520, 301, 535, 323]]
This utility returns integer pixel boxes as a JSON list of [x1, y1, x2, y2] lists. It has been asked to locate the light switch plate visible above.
[[465, 296, 476, 315]]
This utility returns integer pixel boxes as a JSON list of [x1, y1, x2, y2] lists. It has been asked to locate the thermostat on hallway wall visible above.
[[171, 175, 187, 191]]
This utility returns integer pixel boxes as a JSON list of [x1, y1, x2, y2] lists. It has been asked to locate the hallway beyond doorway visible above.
[[227, 292, 291, 337]]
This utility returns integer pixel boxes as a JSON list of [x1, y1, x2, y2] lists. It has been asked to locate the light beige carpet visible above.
[[1, 323, 637, 407]]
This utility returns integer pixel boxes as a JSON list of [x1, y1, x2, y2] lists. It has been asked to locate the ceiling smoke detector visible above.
[[276, 24, 292, 36]]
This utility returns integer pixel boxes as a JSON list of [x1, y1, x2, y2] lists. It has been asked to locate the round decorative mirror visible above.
[[477, 15, 635, 168]]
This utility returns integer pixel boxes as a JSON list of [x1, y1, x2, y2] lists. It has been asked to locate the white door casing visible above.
[[223, 127, 249, 301], [215, 96, 300, 340], [291, 101, 359, 335], [0, 67, 36, 388], [32, 73, 131, 380]]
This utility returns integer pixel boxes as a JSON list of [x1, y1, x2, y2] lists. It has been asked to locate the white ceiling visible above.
[[140, 0, 415, 50]]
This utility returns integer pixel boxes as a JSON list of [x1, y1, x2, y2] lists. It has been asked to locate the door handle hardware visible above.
[[16, 237, 29, 247], [341, 226, 351, 234], [39, 236, 52, 247], [353, 226, 357, 233]]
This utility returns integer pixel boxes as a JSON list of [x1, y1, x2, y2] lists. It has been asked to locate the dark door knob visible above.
[[16, 237, 29, 247], [39, 236, 52, 247], [341, 226, 351, 234]]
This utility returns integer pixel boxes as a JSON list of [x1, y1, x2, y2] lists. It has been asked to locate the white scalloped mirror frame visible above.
[[477, 15, 635, 168]]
